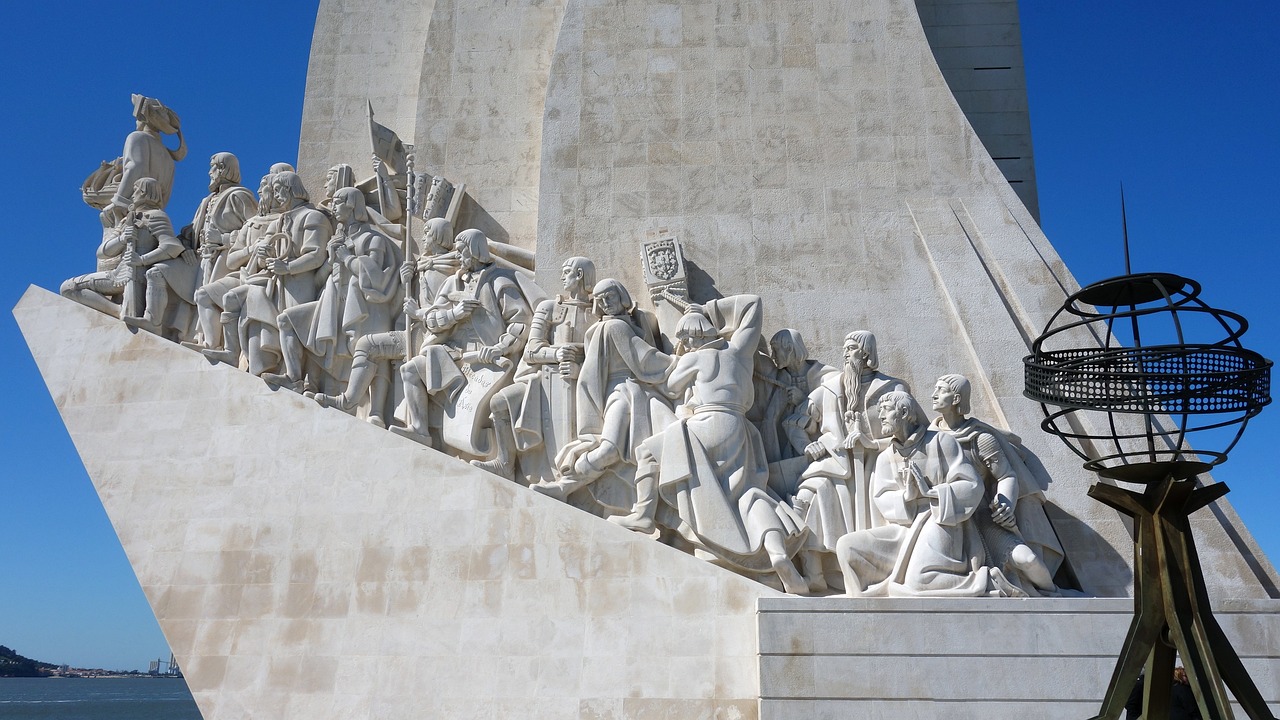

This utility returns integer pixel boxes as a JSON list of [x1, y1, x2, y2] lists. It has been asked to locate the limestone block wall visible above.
[[16, 287, 769, 720], [758, 597, 1280, 719], [299, 0, 437, 194], [530, 0, 1278, 599], [916, 0, 1039, 220]]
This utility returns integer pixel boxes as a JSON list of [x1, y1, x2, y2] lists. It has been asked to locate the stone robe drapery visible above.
[[641, 296, 807, 574], [498, 296, 594, 484], [192, 184, 257, 283], [292, 225, 400, 375], [239, 203, 329, 356], [839, 427, 995, 596], [788, 370, 908, 550], [554, 310, 673, 510], [408, 262, 531, 408], [754, 358, 836, 463], [932, 416, 1066, 589]]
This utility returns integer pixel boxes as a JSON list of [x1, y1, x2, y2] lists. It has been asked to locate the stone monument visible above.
[[17, 0, 1280, 718]]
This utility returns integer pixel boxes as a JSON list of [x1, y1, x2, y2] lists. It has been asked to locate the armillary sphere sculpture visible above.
[[1024, 272, 1273, 720]]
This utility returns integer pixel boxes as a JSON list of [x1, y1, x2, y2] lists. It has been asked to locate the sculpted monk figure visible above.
[[614, 296, 810, 595], [473, 257, 596, 483], [192, 152, 257, 289], [397, 229, 532, 448], [266, 187, 400, 394], [930, 374, 1066, 595], [836, 390, 1012, 597]]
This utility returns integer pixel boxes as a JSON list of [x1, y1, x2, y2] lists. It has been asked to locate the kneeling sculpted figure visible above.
[[836, 390, 1014, 597], [930, 374, 1066, 595]]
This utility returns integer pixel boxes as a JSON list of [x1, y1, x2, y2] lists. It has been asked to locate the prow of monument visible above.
[[16, 0, 1280, 718]]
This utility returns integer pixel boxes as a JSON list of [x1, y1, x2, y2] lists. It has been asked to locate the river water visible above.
[[0, 677, 202, 720]]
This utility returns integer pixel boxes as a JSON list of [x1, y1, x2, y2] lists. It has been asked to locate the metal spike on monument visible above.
[[16, 0, 1280, 718]]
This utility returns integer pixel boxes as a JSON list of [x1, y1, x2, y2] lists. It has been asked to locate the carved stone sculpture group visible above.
[[63, 96, 1074, 597]]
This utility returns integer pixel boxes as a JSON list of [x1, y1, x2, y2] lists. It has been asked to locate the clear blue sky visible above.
[[2, 2, 1277, 671]]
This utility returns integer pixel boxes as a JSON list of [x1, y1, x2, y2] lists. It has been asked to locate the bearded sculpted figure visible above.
[[930, 374, 1067, 595], [781, 330, 908, 590], [266, 187, 400, 394], [473, 257, 597, 483], [209, 171, 329, 376], [191, 152, 258, 288]]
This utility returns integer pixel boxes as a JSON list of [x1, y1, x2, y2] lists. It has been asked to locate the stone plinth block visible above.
[[15, 286, 773, 720], [758, 597, 1280, 720]]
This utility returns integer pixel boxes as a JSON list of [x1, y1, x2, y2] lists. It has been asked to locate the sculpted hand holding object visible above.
[[782, 330, 909, 591], [268, 187, 400, 394], [473, 257, 597, 483], [396, 229, 531, 453], [835, 390, 1003, 597]]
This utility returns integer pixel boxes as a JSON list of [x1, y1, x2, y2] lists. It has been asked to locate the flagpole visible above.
[[404, 152, 417, 364]]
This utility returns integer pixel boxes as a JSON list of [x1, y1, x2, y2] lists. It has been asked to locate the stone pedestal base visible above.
[[758, 597, 1280, 719]]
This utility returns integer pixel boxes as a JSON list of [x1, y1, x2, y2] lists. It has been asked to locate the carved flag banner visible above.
[[366, 101, 406, 175]]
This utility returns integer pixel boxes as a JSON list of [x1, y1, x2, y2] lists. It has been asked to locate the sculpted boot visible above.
[[800, 549, 829, 594], [471, 424, 515, 481], [609, 471, 656, 533], [202, 311, 241, 366]]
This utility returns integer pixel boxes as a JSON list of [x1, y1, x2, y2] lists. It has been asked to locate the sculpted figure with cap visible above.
[[217, 171, 330, 377], [781, 330, 908, 590]]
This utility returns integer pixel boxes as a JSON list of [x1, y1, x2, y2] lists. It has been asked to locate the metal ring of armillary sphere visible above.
[[1024, 271, 1274, 720], [1024, 272, 1271, 483]]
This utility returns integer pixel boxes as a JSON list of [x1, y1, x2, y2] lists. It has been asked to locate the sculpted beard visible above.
[[842, 360, 863, 406]]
